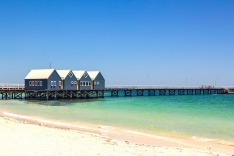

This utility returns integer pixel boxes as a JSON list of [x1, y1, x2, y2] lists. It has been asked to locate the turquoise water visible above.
[[0, 95, 234, 142]]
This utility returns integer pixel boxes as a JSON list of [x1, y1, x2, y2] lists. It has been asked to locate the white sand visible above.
[[0, 116, 232, 156]]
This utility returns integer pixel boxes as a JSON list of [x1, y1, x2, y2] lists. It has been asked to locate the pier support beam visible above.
[[187, 89, 194, 95], [159, 89, 166, 96], [203, 89, 210, 95], [86, 91, 94, 98], [13, 92, 23, 99], [136, 90, 143, 96], [210, 89, 217, 94], [124, 90, 132, 96], [217, 89, 224, 94], [23, 90, 105, 100], [148, 90, 155, 96], [111, 90, 119, 97], [1, 92, 11, 99], [169, 90, 176, 96], [80, 91, 87, 98], [97, 90, 104, 98], [178, 90, 184, 95], [195, 89, 201, 95]]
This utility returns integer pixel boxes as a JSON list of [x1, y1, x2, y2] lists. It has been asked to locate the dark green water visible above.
[[0, 95, 234, 142]]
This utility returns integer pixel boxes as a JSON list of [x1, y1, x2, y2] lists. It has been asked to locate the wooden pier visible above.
[[0, 84, 25, 100], [0, 84, 233, 100], [104, 86, 229, 97]]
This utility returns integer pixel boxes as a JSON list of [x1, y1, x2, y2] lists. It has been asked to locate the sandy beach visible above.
[[0, 111, 233, 156]]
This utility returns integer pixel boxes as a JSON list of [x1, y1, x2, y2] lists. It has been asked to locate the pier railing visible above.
[[0, 84, 25, 90], [0, 84, 231, 91], [105, 85, 224, 90]]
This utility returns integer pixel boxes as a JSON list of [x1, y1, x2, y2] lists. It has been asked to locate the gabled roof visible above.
[[25, 69, 55, 79], [56, 70, 71, 79], [87, 71, 103, 80], [73, 70, 86, 80]]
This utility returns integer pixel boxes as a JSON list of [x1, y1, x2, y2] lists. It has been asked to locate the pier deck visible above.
[[0, 84, 233, 100]]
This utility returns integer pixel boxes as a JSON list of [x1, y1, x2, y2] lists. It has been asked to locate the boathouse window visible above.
[[31, 81, 34, 86], [86, 82, 88, 86], [40, 81, 42, 86], [59, 81, 61, 86], [80, 81, 85, 86], [54, 81, 56, 86], [51, 81, 53, 86], [97, 82, 99, 85], [71, 81, 76, 85], [88, 82, 91, 86], [29, 81, 31, 86]]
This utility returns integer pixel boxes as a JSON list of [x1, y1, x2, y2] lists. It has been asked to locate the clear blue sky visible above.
[[0, 0, 234, 86]]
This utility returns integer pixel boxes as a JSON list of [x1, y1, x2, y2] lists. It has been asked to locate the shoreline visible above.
[[0, 110, 233, 155]]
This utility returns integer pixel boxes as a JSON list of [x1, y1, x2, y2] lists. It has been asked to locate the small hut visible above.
[[87, 71, 105, 90], [73, 70, 92, 90], [25, 69, 61, 90], [56, 70, 77, 90]]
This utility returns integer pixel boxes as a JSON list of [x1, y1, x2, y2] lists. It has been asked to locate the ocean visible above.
[[0, 94, 234, 142]]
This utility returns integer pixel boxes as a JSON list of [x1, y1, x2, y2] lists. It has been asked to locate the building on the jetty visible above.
[[88, 71, 105, 90], [25, 69, 61, 90], [56, 70, 77, 90], [73, 70, 92, 90]]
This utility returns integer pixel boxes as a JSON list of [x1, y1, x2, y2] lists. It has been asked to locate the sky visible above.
[[0, 0, 234, 86]]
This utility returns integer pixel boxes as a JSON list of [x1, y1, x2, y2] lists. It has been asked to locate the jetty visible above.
[[0, 84, 233, 100], [105, 85, 231, 97]]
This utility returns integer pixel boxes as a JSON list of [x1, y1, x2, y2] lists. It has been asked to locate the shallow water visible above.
[[0, 95, 234, 142]]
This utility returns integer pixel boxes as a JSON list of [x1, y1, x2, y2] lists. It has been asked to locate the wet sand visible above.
[[0, 111, 233, 156]]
